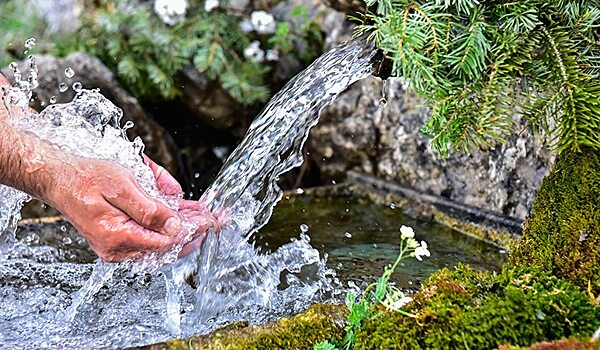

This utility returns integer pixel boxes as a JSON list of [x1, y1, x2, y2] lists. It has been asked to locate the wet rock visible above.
[[310, 77, 555, 220], [1, 53, 179, 175]]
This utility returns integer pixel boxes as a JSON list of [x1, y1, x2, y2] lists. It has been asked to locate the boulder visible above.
[[310, 77, 555, 220]]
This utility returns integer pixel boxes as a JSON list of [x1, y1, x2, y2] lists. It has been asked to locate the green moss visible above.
[[144, 303, 346, 350], [432, 209, 518, 249], [508, 147, 600, 292], [354, 265, 600, 349]]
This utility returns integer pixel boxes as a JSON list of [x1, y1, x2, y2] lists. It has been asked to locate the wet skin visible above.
[[0, 73, 220, 262]]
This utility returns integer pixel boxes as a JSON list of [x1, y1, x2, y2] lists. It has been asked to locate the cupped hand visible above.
[[43, 155, 194, 262], [144, 155, 225, 257]]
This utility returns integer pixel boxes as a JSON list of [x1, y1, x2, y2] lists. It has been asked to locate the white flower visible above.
[[154, 0, 188, 26], [204, 0, 219, 12], [382, 291, 413, 311], [400, 225, 414, 239], [266, 49, 279, 61], [243, 40, 265, 63], [250, 11, 276, 34], [239, 19, 253, 33], [414, 241, 430, 261]]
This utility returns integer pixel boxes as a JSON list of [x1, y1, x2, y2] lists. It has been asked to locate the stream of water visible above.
[[0, 39, 378, 349]]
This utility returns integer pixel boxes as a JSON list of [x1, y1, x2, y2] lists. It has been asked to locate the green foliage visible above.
[[313, 340, 338, 350], [358, 0, 600, 156], [509, 146, 600, 293], [317, 227, 429, 350], [54, 0, 323, 105], [0, 1, 45, 67], [269, 5, 324, 62]]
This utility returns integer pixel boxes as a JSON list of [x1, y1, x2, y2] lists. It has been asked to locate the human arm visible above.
[[0, 73, 217, 261]]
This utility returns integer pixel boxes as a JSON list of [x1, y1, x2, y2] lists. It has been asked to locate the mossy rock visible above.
[[499, 338, 600, 349], [508, 147, 600, 292], [354, 265, 600, 349], [140, 303, 346, 350]]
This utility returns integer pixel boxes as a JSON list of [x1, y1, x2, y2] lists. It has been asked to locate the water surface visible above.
[[259, 196, 505, 289]]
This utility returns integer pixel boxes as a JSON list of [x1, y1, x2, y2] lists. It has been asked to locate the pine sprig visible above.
[[360, 0, 600, 156]]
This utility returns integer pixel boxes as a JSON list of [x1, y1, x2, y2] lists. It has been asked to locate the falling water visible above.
[[0, 39, 376, 349]]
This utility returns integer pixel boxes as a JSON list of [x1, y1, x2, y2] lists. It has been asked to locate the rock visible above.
[[310, 77, 555, 220], [178, 65, 244, 130], [509, 147, 600, 292], [322, 0, 366, 15], [28, 0, 85, 34], [1, 53, 179, 175]]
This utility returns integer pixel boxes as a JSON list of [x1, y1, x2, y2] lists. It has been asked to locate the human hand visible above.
[[41, 154, 197, 262], [143, 155, 224, 257]]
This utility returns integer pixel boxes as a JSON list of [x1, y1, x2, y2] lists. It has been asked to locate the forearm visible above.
[[0, 74, 56, 200]]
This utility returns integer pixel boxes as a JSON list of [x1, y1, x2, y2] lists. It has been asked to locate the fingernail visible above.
[[164, 217, 182, 236]]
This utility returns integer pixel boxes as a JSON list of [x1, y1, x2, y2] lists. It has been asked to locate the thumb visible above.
[[105, 180, 182, 236]]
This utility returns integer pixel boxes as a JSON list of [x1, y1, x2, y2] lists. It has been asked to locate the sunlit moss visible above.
[[509, 147, 600, 293], [147, 303, 346, 350], [355, 265, 600, 349]]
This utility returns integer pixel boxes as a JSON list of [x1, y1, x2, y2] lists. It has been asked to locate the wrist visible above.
[[0, 125, 62, 203]]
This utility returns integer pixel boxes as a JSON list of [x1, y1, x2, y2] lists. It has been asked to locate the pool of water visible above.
[[0, 195, 505, 349], [257, 196, 505, 290]]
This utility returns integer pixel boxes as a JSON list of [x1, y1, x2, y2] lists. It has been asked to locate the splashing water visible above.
[[0, 39, 376, 348]]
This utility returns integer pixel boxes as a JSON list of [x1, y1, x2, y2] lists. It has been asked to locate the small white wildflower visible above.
[[414, 241, 430, 261], [250, 11, 276, 34], [154, 0, 188, 26], [204, 0, 219, 12], [243, 40, 265, 63], [400, 225, 414, 239], [266, 49, 279, 61], [239, 19, 254, 33], [382, 291, 413, 311]]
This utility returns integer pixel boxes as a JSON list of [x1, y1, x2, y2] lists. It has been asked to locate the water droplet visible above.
[[331, 180, 336, 185], [24, 38, 36, 48], [72, 82, 82, 92], [62, 237, 72, 245], [194, 173, 200, 179], [123, 120, 134, 130], [59, 83, 68, 92], [50, 96, 57, 104], [344, 231, 352, 238], [64, 67, 75, 78], [300, 224, 309, 232], [296, 188, 304, 194], [60, 225, 67, 232], [389, 202, 396, 209]]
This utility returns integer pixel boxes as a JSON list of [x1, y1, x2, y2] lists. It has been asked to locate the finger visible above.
[[178, 231, 209, 258], [179, 199, 208, 212], [104, 180, 183, 236], [106, 218, 185, 254], [180, 211, 217, 234], [144, 155, 182, 196]]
